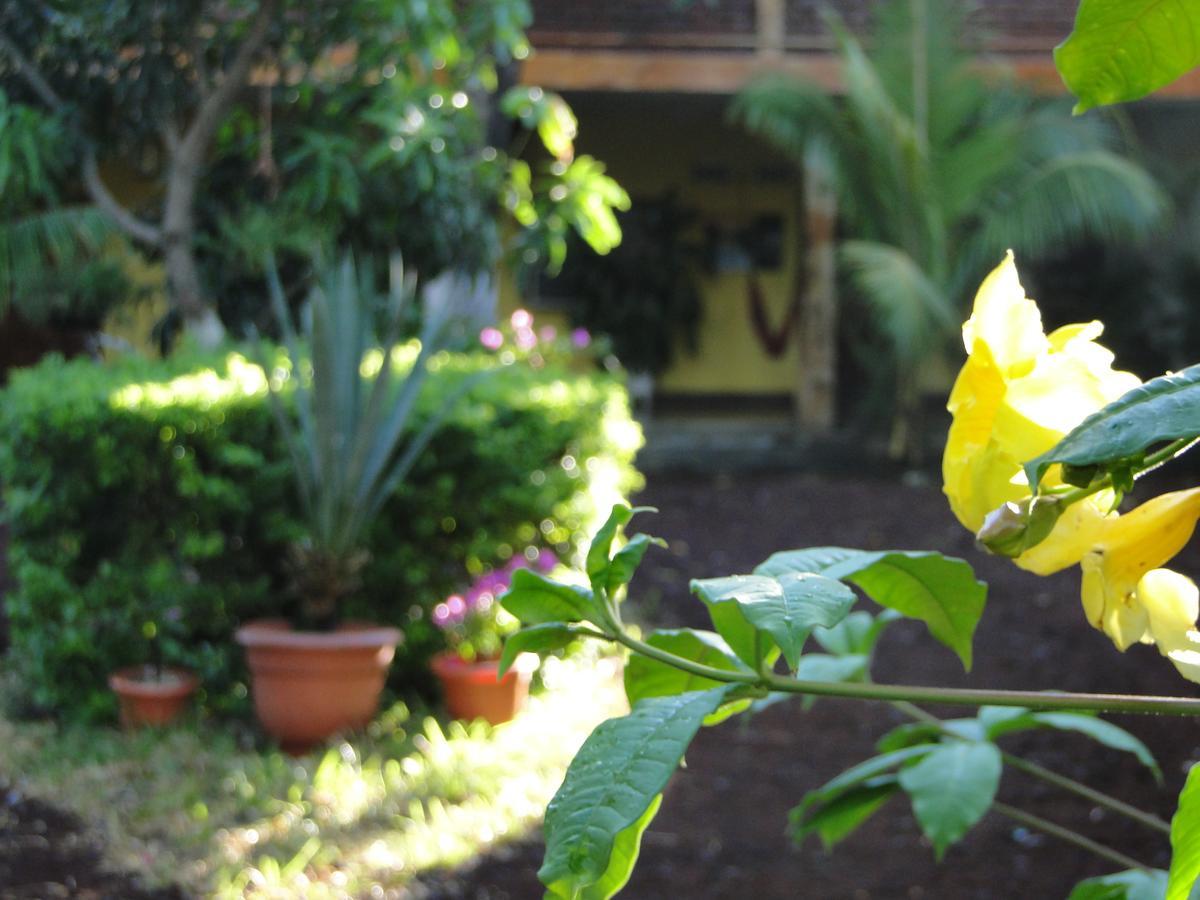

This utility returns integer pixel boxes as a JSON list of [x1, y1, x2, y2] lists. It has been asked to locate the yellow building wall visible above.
[[499, 92, 804, 396]]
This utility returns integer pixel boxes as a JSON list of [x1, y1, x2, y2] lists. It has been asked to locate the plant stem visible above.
[[613, 632, 1200, 715], [992, 801, 1151, 872], [1053, 436, 1197, 505], [892, 700, 1171, 835], [1001, 755, 1171, 835]]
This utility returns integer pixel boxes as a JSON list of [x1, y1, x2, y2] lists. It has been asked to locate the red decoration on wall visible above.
[[746, 273, 800, 358]]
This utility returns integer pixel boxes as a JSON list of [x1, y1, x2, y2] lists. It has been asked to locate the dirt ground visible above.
[[4, 469, 1199, 898], [423, 469, 1197, 900]]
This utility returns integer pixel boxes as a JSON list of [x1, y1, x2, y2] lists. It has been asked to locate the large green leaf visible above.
[[624, 629, 751, 707], [497, 623, 575, 678], [539, 687, 733, 897], [1068, 868, 1170, 900], [501, 569, 603, 627], [1024, 365, 1200, 491], [1055, 0, 1200, 113], [690, 573, 855, 670], [1031, 712, 1161, 782], [576, 794, 662, 900], [898, 742, 1002, 859], [792, 778, 899, 850], [756, 548, 985, 670], [791, 745, 937, 825], [1168, 764, 1200, 900], [812, 609, 901, 657]]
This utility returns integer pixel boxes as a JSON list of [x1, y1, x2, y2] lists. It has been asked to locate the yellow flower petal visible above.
[[960, 251, 1045, 378], [1134, 569, 1200, 685]]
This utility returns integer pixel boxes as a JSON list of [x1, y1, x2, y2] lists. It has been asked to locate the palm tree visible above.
[[730, 0, 1166, 460], [0, 88, 120, 324]]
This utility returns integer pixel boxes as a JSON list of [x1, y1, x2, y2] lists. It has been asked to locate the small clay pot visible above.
[[236, 619, 402, 754], [108, 666, 199, 728], [431, 651, 536, 725]]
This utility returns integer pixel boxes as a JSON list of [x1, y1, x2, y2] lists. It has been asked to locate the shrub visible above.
[[0, 347, 641, 720]]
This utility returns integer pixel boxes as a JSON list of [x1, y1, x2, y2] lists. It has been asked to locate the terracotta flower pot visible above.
[[108, 665, 199, 729], [431, 650, 535, 725], [236, 619, 402, 754]]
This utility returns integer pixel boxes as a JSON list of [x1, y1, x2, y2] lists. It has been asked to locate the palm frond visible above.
[[840, 240, 956, 365], [0, 205, 117, 312], [963, 150, 1168, 290], [728, 75, 842, 167]]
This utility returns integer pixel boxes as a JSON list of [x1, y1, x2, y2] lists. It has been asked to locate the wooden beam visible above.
[[523, 48, 1200, 99], [520, 49, 842, 94]]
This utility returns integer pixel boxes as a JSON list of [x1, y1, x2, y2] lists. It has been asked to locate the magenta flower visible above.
[[571, 328, 591, 349], [479, 327, 504, 350]]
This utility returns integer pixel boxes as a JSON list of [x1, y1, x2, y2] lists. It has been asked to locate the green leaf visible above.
[[1054, 0, 1200, 113], [756, 548, 986, 670], [792, 778, 899, 850], [690, 575, 778, 668], [624, 629, 751, 707], [690, 573, 855, 670], [539, 687, 732, 897], [812, 609, 901, 657], [575, 794, 662, 900], [794, 653, 868, 684], [1168, 764, 1200, 900], [1068, 868, 1169, 900], [1031, 713, 1161, 782], [792, 745, 936, 824], [501, 569, 603, 627], [898, 741, 1002, 859], [498, 623, 575, 678], [607, 533, 667, 595], [1024, 365, 1200, 491], [586, 504, 634, 590]]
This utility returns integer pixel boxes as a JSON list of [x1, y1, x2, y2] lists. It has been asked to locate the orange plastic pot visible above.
[[431, 651, 535, 725], [108, 666, 199, 728], [236, 619, 402, 754]]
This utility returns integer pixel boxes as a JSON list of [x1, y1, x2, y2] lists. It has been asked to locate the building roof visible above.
[[523, 0, 1200, 97]]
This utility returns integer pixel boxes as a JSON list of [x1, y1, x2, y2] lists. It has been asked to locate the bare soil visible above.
[[423, 469, 1197, 899]]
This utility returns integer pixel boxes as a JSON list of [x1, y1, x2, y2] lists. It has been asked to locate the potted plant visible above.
[[238, 255, 474, 752], [109, 570, 198, 728], [430, 549, 556, 724]]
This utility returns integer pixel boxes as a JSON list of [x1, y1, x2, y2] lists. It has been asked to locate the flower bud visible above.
[[976, 495, 1064, 558]]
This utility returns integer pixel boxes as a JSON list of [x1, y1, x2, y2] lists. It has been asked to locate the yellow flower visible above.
[[942, 252, 1139, 574], [945, 254, 1200, 683]]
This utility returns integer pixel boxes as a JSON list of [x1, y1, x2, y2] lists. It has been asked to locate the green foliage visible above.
[[538, 686, 733, 899], [0, 87, 128, 324], [1068, 869, 1170, 900], [1025, 364, 1200, 491], [690, 572, 856, 671], [897, 741, 1002, 859], [756, 548, 986, 670], [730, 0, 1165, 446], [544, 194, 702, 375], [0, 348, 641, 720], [1169, 764, 1200, 900], [1055, 0, 1200, 112]]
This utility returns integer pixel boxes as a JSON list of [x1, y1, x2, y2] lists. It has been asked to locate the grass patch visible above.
[[0, 652, 625, 897]]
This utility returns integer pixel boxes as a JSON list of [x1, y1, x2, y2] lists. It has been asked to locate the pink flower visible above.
[[515, 326, 537, 351], [539, 325, 557, 342], [446, 594, 466, 617], [571, 328, 591, 349], [510, 308, 533, 329], [479, 327, 504, 350], [432, 603, 451, 626]]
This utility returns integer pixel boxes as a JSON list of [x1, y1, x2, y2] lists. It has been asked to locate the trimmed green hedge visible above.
[[0, 347, 642, 720]]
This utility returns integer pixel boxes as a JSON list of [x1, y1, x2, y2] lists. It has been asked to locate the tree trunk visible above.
[[794, 147, 838, 434], [162, 147, 225, 346]]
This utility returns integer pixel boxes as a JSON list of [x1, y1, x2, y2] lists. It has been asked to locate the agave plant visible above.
[[262, 254, 474, 629], [730, 0, 1167, 459]]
